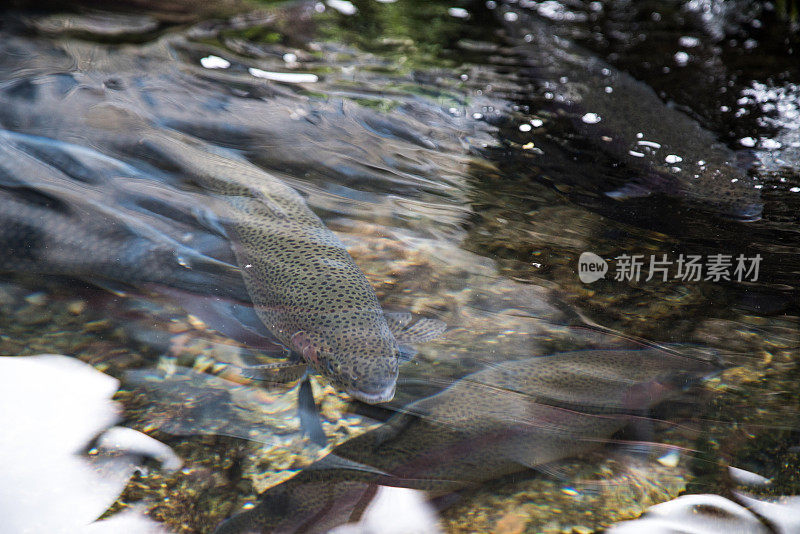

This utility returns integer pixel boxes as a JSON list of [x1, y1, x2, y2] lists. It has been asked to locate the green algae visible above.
[[314, 0, 475, 71]]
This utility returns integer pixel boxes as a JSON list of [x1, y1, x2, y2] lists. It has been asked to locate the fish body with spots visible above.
[[214, 348, 720, 533], [0, 36, 444, 403], [137, 130, 444, 403], [0, 108, 434, 404]]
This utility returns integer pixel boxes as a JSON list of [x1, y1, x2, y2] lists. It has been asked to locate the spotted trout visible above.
[[93, 107, 445, 404], [0, 34, 445, 405], [214, 348, 720, 533]]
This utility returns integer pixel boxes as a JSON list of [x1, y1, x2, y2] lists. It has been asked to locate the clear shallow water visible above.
[[0, 0, 798, 532]]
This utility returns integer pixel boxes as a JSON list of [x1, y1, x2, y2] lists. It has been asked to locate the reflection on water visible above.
[[0, 0, 798, 532]]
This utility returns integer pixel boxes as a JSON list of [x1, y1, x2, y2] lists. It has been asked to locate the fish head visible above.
[[290, 317, 399, 404]]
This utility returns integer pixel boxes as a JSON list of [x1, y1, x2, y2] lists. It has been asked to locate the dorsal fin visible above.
[[308, 454, 390, 477], [383, 312, 446, 345]]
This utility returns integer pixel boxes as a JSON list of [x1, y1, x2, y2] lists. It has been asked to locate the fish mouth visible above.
[[347, 384, 396, 404]]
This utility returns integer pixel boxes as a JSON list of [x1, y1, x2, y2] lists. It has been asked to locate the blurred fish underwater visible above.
[[213, 347, 721, 533], [0, 0, 798, 532]]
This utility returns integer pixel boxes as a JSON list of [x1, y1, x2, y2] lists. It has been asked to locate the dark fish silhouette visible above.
[[499, 6, 763, 221], [0, 129, 248, 301]]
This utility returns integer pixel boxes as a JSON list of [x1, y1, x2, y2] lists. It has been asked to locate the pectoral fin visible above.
[[605, 181, 653, 200], [370, 411, 417, 450], [383, 312, 447, 345], [529, 461, 573, 482], [309, 454, 390, 477]]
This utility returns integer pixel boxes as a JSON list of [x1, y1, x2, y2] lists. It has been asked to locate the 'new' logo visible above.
[[578, 252, 608, 283]]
